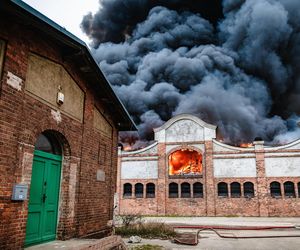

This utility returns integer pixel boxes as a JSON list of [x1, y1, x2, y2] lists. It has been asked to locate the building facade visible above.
[[117, 114, 300, 217], [0, 1, 135, 249]]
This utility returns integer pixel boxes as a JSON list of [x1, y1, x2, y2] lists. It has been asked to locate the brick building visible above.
[[0, 1, 135, 249], [117, 114, 300, 217]]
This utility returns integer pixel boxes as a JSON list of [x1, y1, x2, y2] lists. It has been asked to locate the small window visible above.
[[123, 183, 132, 198], [169, 182, 178, 198], [135, 183, 144, 198], [230, 182, 241, 198], [270, 181, 281, 197], [284, 181, 295, 198], [146, 183, 155, 198], [243, 182, 254, 198], [298, 182, 300, 198], [181, 182, 191, 198], [193, 182, 203, 198], [218, 182, 228, 197]]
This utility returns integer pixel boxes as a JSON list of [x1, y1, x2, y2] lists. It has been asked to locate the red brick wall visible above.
[[0, 13, 118, 249]]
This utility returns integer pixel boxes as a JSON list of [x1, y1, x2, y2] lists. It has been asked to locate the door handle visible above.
[[42, 193, 47, 203]]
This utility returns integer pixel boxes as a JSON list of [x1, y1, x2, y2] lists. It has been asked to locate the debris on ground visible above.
[[128, 236, 142, 243]]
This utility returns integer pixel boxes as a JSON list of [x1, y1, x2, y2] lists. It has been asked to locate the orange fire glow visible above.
[[239, 143, 253, 148], [123, 145, 132, 151], [169, 149, 202, 175]]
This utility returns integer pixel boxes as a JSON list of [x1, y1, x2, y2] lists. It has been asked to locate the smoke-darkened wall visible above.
[[82, 0, 300, 147]]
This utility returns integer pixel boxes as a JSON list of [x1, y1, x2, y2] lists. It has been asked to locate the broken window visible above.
[[123, 183, 132, 198], [284, 181, 295, 198], [146, 183, 155, 198], [230, 182, 241, 198], [168, 149, 202, 176], [169, 182, 178, 198], [218, 182, 228, 197], [243, 182, 254, 198], [135, 183, 143, 198], [181, 182, 191, 198], [270, 181, 281, 197], [193, 182, 203, 198]]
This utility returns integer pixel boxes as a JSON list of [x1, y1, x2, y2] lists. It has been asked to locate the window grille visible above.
[[123, 183, 132, 198], [230, 182, 241, 198], [135, 183, 144, 198], [169, 182, 178, 198], [218, 182, 228, 197], [146, 183, 155, 198], [181, 182, 191, 198], [284, 181, 295, 198], [193, 182, 203, 198], [270, 182, 281, 197], [243, 182, 254, 198]]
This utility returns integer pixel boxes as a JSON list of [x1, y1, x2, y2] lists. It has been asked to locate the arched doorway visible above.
[[25, 131, 63, 246]]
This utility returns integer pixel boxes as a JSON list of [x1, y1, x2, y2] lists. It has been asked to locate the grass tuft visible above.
[[128, 245, 164, 250]]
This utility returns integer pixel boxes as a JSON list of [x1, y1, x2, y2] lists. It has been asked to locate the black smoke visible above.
[[82, 0, 300, 147]]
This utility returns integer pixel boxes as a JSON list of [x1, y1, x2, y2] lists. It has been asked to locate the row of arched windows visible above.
[[123, 183, 155, 198], [217, 182, 254, 198], [124, 181, 300, 199], [169, 182, 203, 198], [270, 181, 300, 198]]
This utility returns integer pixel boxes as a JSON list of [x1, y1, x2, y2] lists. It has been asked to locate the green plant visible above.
[[129, 245, 164, 250], [117, 214, 142, 228]]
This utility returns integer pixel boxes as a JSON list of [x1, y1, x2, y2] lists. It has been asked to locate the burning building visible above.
[[117, 114, 300, 216]]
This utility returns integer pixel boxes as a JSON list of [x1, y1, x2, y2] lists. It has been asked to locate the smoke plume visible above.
[[82, 0, 300, 148]]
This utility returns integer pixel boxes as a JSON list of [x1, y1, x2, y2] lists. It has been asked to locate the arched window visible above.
[[284, 181, 295, 198], [135, 183, 143, 198], [146, 183, 155, 198], [243, 182, 254, 198], [35, 132, 62, 155], [193, 182, 203, 198], [230, 182, 241, 198], [181, 182, 191, 198], [218, 182, 228, 197], [123, 183, 132, 198], [298, 182, 300, 198], [270, 181, 281, 197], [169, 183, 178, 198]]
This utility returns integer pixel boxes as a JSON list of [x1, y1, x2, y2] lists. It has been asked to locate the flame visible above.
[[169, 149, 202, 175], [239, 143, 253, 148], [123, 145, 132, 151]]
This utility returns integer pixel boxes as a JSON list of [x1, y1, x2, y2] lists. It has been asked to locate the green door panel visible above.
[[25, 150, 62, 246]]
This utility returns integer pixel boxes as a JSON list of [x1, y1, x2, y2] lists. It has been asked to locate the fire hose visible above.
[[172, 225, 300, 246]]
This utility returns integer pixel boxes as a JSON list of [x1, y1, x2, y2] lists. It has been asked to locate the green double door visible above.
[[25, 150, 62, 246]]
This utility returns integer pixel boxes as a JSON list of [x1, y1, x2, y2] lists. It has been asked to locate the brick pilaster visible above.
[[254, 141, 269, 216], [205, 141, 215, 216], [157, 143, 166, 215]]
